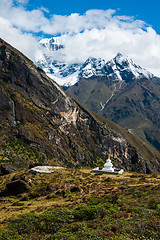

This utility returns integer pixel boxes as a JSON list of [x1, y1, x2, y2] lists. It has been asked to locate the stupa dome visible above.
[[102, 155, 114, 172]]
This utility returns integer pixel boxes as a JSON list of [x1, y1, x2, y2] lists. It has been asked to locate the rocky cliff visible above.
[[0, 38, 160, 173]]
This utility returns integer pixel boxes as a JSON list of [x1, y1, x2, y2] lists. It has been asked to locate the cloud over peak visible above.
[[0, 1, 160, 76]]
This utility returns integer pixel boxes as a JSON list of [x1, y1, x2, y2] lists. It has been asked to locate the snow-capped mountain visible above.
[[37, 37, 155, 87], [105, 53, 154, 82]]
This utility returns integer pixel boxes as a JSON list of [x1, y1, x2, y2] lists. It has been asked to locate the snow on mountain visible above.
[[37, 37, 155, 87], [39, 37, 64, 51], [37, 57, 82, 86], [78, 57, 106, 79], [111, 53, 154, 80]]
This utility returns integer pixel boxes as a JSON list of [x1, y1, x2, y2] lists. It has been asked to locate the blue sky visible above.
[[1, 0, 160, 77], [26, 0, 160, 34]]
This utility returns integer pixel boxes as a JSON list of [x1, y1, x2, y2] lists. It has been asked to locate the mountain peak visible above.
[[40, 37, 64, 51], [110, 53, 155, 81], [115, 52, 124, 59], [114, 52, 133, 65]]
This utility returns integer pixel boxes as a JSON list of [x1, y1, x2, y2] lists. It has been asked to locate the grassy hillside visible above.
[[0, 168, 160, 239]]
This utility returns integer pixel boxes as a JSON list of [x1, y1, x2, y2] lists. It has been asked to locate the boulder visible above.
[[70, 186, 81, 193], [11, 174, 28, 182], [1, 163, 17, 175], [6, 180, 29, 195]]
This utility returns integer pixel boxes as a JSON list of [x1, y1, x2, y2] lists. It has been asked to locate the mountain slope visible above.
[[0, 38, 160, 173], [67, 54, 160, 152]]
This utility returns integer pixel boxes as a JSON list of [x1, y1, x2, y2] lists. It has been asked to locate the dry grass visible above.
[[0, 168, 160, 227]]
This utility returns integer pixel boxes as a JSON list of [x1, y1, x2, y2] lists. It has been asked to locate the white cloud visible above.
[[0, 16, 44, 61], [15, 0, 29, 4], [0, 0, 160, 76], [46, 20, 160, 77]]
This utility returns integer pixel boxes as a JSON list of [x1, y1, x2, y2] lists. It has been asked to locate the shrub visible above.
[[148, 199, 160, 210], [8, 213, 39, 234], [47, 232, 77, 240], [133, 190, 145, 198], [0, 229, 28, 240], [87, 198, 102, 205], [39, 208, 74, 233], [103, 202, 118, 214], [73, 205, 106, 221]]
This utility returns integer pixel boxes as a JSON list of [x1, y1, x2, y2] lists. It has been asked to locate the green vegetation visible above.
[[0, 136, 46, 168], [0, 169, 160, 239]]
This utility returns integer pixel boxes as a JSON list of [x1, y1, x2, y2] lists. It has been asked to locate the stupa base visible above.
[[91, 167, 124, 175], [102, 168, 114, 172]]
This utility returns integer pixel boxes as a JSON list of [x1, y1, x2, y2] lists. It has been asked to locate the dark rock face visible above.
[[1, 164, 17, 175], [0, 38, 160, 173], [6, 180, 29, 195]]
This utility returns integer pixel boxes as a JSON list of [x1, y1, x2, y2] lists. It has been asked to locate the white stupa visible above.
[[102, 154, 114, 172]]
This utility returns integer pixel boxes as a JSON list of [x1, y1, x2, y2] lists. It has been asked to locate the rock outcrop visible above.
[[6, 180, 29, 195], [0, 38, 160, 173], [1, 164, 17, 175]]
